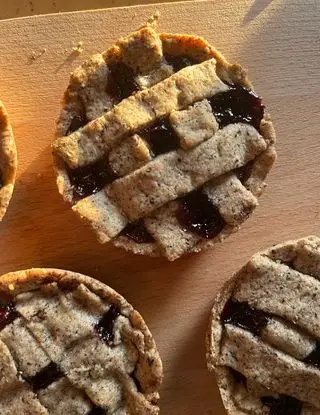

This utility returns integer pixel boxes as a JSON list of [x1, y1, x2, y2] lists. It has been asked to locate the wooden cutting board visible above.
[[0, 0, 319, 413]]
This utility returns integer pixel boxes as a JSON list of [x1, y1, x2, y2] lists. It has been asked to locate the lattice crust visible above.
[[0, 269, 163, 414], [206, 236, 320, 415], [52, 17, 276, 260], [0, 101, 17, 222]]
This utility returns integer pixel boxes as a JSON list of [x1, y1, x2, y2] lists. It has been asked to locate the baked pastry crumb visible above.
[[0, 268, 163, 414], [52, 17, 276, 260], [207, 236, 320, 414]]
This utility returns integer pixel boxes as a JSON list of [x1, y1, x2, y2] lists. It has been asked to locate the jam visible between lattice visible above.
[[94, 304, 120, 344], [209, 84, 264, 130], [67, 159, 118, 201], [221, 300, 269, 336], [121, 220, 155, 244], [177, 190, 226, 239], [261, 395, 302, 415]]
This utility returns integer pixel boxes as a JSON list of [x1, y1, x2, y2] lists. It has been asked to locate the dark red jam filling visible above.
[[229, 368, 247, 385], [221, 300, 269, 336], [261, 395, 302, 415], [177, 190, 226, 239], [95, 305, 120, 345], [131, 372, 143, 392], [0, 302, 18, 331], [209, 84, 264, 130], [88, 406, 105, 415], [235, 160, 254, 184], [26, 362, 63, 391], [121, 220, 155, 244], [107, 61, 139, 100], [164, 53, 198, 72], [0, 169, 3, 188], [66, 113, 88, 135], [139, 119, 180, 156], [303, 341, 320, 368], [67, 159, 118, 201]]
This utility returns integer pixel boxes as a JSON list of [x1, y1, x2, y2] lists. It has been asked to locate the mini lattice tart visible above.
[[52, 17, 276, 261], [0, 101, 17, 221], [0, 268, 162, 414], [206, 235, 320, 414]]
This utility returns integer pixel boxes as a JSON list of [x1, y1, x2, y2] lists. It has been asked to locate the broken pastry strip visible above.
[[203, 173, 258, 226], [220, 325, 320, 409], [144, 201, 201, 261], [103, 23, 164, 74], [108, 123, 267, 221], [169, 99, 219, 150], [53, 58, 228, 169], [0, 269, 162, 414]]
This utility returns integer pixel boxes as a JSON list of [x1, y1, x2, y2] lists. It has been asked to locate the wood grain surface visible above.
[[0, 0, 319, 413], [0, 0, 187, 20]]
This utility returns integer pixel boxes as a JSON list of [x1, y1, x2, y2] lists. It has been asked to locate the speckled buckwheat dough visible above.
[[0, 101, 17, 221], [0, 268, 163, 414], [52, 16, 276, 261], [206, 235, 320, 415]]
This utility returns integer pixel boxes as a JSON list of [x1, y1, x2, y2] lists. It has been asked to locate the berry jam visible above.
[[140, 119, 180, 156], [235, 161, 254, 184], [164, 53, 198, 72], [209, 84, 264, 130], [121, 220, 154, 244], [261, 395, 302, 415], [221, 300, 269, 336], [95, 305, 120, 344], [131, 373, 142, 392], [66, 113, 88, 135], [26, 362, 63, 391], [88, 407, 105, 415], [0, 302, 18, 331], [177, 190, 226, 239], [67, 159, 118, 201], [229, 368, 247, 385], [303, 341, 320, 368], [107, 61, 139, 100]]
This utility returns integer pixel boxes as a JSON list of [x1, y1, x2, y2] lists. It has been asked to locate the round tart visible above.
[[206, 235, 320, 414], [0, 101, 17, 221], [0, 268, 162, 414], [53, 17, 276, 261]]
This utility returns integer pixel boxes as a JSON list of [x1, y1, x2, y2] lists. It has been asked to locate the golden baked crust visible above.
[[53, 18, 276, 261], [0, 101, 17, 221], [206, 236, 320, 414], [0, 268, 163, 414]]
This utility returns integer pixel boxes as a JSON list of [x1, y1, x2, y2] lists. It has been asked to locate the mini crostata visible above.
[[0, 101, 17, 221], [0, 268, 163, 414], [53, 17, 276, 261], [206, 236, 320, 415]]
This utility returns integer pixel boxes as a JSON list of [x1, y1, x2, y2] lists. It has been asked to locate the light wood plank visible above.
[[0, 1, 319, 413]]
